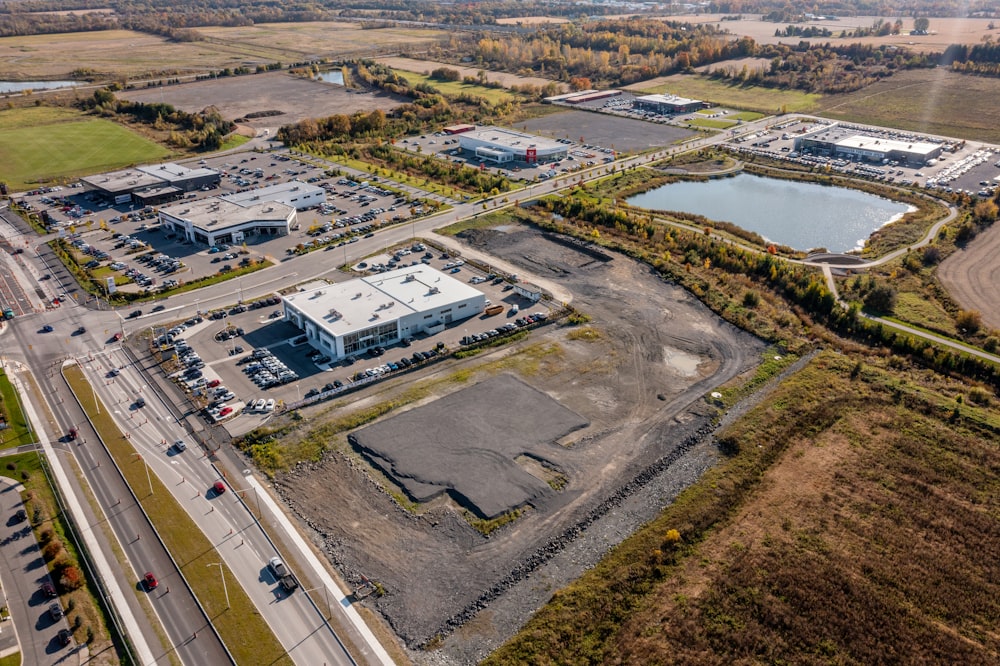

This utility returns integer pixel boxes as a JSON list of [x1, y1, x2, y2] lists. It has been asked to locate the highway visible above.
[[75, 346, 356, 665]]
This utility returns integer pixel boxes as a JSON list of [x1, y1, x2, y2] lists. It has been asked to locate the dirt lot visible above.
[[118, 71, 408, 130], [272, 224, 765, 662], [937, 222, 1000, 331], [375, 56, 563, 92], [517, 109, 695, 153]]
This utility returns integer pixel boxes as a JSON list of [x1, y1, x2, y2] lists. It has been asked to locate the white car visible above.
[[264, 399, 275, 412]]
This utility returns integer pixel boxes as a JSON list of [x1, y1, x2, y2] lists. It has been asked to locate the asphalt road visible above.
[[78, 347, 355, 665]]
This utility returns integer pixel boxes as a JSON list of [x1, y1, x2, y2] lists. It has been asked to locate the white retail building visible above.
[[282, 266, 486, 359], [158, 198, 296, 246], [457, 126, 567, 164], [219, 181, 325, 211]]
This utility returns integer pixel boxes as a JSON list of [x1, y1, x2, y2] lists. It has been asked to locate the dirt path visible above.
[[937, 221, 1000, 331]]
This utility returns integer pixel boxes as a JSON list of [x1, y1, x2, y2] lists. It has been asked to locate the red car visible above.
[[113, 332, 123, 341], [143, 572, 158, 590], [213, 481, 227, 495], [207, 379, 221, 388], [219, 407, 233, 417]]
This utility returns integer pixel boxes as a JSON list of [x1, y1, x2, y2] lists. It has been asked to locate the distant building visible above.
[[282, 266, 486, 359], [219, 181, 325, 211], [442, 123, 476, 135], [563, 90, 622, 104], [80, 163, 220, 206], [457, 126, 567, 164], [633, 93, 703, 115], [794, 125, 942, 166], [158, 197, 295, 246]]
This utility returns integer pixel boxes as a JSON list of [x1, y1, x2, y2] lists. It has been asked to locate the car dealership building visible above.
[[282, 266, 486, 359]]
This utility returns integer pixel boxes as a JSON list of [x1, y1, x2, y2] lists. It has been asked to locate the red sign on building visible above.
[[526, 148, 537, 163]]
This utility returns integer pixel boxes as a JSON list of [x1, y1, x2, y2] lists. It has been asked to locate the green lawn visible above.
[[687, 117, 737, 129], [634, 75, 822, 114], [0, 369, 33, 448], [394, 70, 515, 104], [0, 107, 169, 190]]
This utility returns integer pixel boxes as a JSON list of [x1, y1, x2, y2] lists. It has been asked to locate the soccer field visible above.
[[0, 107, 169, 190]]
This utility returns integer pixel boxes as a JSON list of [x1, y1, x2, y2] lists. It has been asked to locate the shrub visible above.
[[742, 290, 760, 308], [42, 539, 64, 562], [58, 565, 84, 591], [863, 284, 897, 314], [955, 310, 982, 334]]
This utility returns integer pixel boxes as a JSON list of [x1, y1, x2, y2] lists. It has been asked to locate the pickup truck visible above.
[[268, 556, 298, 593]]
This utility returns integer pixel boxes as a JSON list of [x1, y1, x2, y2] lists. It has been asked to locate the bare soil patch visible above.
[[375, 56, 563, 92], [272, 224, 764, 660], [937, 222, 1000, 331], [117, 71, 408, 129]]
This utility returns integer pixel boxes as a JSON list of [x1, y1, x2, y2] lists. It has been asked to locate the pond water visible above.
[[0, 80, 79, 94], [315, 70, 344, 85], [626, 173, 911, 252]]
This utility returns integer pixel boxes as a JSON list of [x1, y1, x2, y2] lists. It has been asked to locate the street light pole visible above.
[[134, 453, 152, 496], [207, 563, 229, 610], [303, 585, 331, 619]]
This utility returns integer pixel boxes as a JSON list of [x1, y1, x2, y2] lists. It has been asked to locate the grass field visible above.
[[0, 369, 32, 448], [393, 70, 516, 104], [626, 74, 822, 114], [0, 107, 168, 189], [686, 117, 737, 129], [816, 68, 1000, 143], [63, 365, 292, 666]]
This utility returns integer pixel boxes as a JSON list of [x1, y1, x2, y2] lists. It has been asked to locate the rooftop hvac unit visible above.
[[386, 301, 394, 308], [372, 313, 380, 319], [353, 292, 362, 299], [329, 308, 341, 318], [428, 287, 440, 295]]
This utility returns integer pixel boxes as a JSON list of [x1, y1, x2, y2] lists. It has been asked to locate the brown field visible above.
[[0, 23, 448, 82], [375, 56, 565, 92], [117, 71, 407, 129], [668, 14, 1000, 51], [486, 351, 1000, 664], [937, 221, 1000, 331], [194, 22, 448, 61], [0, 30, 256, 80]]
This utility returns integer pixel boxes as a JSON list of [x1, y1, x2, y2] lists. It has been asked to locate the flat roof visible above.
[[285, 266, 483, 337], [81, 169, 164, 193], [160, 197, 293, 229], [635, 93, 701, 106], [136, 163, 218, 182], [460, 126, 564, 152], [219, 181, 324, 207], [835, 135, 940, 155], [133, 184, 181, 198]]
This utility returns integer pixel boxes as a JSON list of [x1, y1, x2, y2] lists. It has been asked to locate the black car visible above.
[[73, 326, 86, 336], [152, 304, 166, 312], [58, 629, 72, 646], [323, 383, 336, 392], [129, 309, 143, 318], [305, 388, 320, 398]]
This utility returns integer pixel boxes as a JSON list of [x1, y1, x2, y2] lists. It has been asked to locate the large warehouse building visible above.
[[794, 126, 943, 166], [633, 93, 703, 114], [80, 163, 221, 206], [219, 181, 325, 211], [282, 266, 486, 360], [158, 197, 295, 246], [458, 126, 567, 164]]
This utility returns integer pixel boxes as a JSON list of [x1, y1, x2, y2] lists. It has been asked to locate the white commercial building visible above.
[[219, 181, 325, 211], [158, 197, 295, 246], [282, 266, 486, 359], [458, 126, 567, 164]]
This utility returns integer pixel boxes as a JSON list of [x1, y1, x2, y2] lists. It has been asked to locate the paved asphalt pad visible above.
[[350, 374, 588, 518]]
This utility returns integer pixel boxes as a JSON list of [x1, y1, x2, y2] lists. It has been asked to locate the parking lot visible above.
[[15, 148, 428, 297], [149, 239, 552, 425]]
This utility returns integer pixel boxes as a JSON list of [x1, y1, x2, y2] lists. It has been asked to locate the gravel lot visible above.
[[118, 71, 408, 130], [517, 109, 696, 153], [352, 374, 588, 519], [272, 224, 765, 661]]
